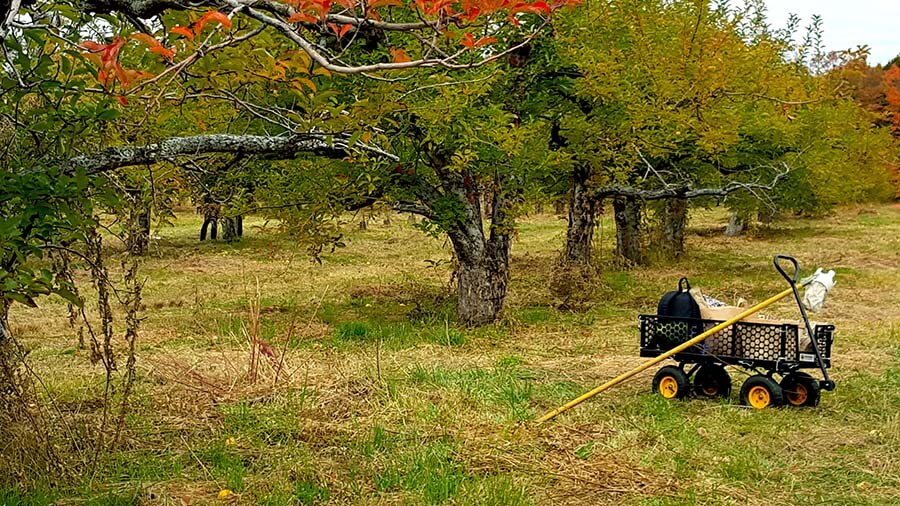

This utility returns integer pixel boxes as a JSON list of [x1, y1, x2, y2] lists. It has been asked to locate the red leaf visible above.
[[462, 7, 480, 22], [170, 25, 195, 40], [328, 23, 352, 40], [259, 339, 276, 359], [101, 37, 126, 67], [194, 10, 232, 36], [510, 1, 551, 16], [117, 95, 128, 106]]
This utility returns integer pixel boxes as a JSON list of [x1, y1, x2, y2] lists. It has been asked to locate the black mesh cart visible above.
[[639, 255, 836, 409]]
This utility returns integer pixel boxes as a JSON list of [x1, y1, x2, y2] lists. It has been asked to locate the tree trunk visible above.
[[660, 198, 688, 259], [236, 215, 243, 237], [563, 164, 596, 266], [758, 208, 777, 224], [554, 199, 566, 216], [725, 212, 745, 237], [222, 217, 238, 241], [614, 196, 644, 265], [481, 192, 493, 220], [443, 176, 513, 327], [125, 189, 150, 256], [199, 202, 220, 241]]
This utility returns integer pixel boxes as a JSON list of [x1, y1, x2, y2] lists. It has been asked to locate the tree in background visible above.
[[545, 0, 897, 276]]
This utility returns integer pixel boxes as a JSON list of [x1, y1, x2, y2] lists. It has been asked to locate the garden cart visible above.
[[538, 255, 835, 423], [640, 255, 835, 408]]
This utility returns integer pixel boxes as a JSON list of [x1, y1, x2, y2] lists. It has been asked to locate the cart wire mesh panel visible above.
[[639, 315, 833, 371]]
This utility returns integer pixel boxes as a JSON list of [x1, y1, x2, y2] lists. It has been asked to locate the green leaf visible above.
[[54, 288, 84, 308], [7, 292, 38, 308]]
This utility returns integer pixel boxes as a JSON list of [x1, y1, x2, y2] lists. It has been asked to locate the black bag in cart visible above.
[[652, 278, 701, 349], [657, 278, 701, 319]]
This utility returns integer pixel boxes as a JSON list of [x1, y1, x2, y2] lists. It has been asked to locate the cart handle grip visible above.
[[773, 255, 800, 284]]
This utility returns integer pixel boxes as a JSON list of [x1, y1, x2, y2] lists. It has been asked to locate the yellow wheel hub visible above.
[[659, 376, 679, 399], [748, 385, 771, 409], [787, 384, 808, 406]]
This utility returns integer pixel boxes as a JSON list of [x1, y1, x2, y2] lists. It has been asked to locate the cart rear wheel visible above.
[[781, 372, 821, 407], [653, 366, 689, 400], [693, 365, 732, 398], [740, 375, 784, 409]]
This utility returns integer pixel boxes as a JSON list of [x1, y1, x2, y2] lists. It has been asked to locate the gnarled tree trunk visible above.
[[439, 171, 513, 327], [614, 196, 644, 265], [660, 197, 688, 259], [563, 164, 597, 266]]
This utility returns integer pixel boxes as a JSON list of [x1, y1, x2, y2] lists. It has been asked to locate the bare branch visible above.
[[589, 164, 791, 201]]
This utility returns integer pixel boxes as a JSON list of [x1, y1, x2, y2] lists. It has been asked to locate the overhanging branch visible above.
[[65, 132, 398, 173]]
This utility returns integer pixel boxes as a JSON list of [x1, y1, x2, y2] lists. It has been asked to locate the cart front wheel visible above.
[[653, 366, 689, 400], [781, 372, 821, 407], [693, 365, 732, 398], [740, 375, 784, 409]]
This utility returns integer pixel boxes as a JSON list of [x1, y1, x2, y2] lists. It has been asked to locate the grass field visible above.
[[3, 204, 900, 505]]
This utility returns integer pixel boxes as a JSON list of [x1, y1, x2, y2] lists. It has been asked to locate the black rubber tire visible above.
[[693, 365, 732, 398], [781, 372, 821, 407], [739, 375, 784, 409], [652, 365, 690, 400]]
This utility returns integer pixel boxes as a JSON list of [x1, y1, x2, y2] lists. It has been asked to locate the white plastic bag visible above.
[[802, 269, 835, 312]]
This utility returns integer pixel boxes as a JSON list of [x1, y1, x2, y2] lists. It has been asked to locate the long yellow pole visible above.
[[537, 287, 795, 424]]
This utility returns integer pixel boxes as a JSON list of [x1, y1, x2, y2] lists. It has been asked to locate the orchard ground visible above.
[[4, 204, 900, 505]]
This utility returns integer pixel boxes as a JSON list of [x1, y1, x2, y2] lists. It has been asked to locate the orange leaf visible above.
[[287, 12, 318, 24], [334, 0, 356, 8], [390, 47, 410, 63], [113, 62, 129, 87], [194, 10, 232, 36], [130, 33, 175, 60], [79, 41, 106, 52], [170, 26, 195, 40], [123, 69, 155, 84], [129, 33, 158, 47], [474, 36, 497, 47], [369, 0, 402, 7], [461, 33, 475, 49], [151, 45, 176, 59], [117, 95, 128, 106]]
